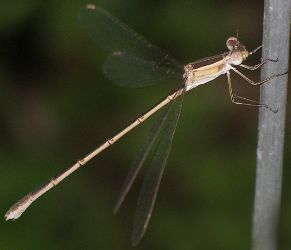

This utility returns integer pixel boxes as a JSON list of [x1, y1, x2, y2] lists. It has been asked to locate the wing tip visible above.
[[131, 232, 144, 247]]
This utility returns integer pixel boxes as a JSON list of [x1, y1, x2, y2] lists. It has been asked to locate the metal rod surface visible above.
[[252, 1, 290, 249]]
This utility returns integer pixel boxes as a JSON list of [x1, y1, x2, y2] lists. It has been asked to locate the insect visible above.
[[5, 3, 284, 246]]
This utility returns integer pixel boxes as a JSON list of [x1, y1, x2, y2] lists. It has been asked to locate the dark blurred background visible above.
[[1, 0, 290, 249]]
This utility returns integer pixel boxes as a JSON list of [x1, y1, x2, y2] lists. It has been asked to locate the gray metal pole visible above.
[[252, 0, 290, 250]]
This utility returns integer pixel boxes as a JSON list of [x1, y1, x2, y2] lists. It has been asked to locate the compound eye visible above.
[[226, 37, 238, 50]]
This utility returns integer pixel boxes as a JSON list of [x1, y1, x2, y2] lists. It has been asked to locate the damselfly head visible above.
[[226, 37, 239, 50], [226, 37, 249, 65]]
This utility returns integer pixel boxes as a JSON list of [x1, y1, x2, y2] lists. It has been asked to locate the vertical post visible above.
[[252, 0, 290, 250]]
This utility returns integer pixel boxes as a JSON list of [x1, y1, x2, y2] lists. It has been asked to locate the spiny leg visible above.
[[249, 45, 262, 55], [239, 58, 279, 71], [242, 43, 279, 70], [231, 67, 286, 86], [226, 71, 277, 113], [233, 94, 262, 104]]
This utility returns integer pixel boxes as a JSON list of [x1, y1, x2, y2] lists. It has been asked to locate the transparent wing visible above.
[[114, 101, 173, 214], [131, 92, 184, 246], [80, 4, 184, 87], [103, 52, 183, 88]]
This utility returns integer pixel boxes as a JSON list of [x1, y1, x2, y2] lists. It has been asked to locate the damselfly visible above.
[[5, 3, 285, 246]]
